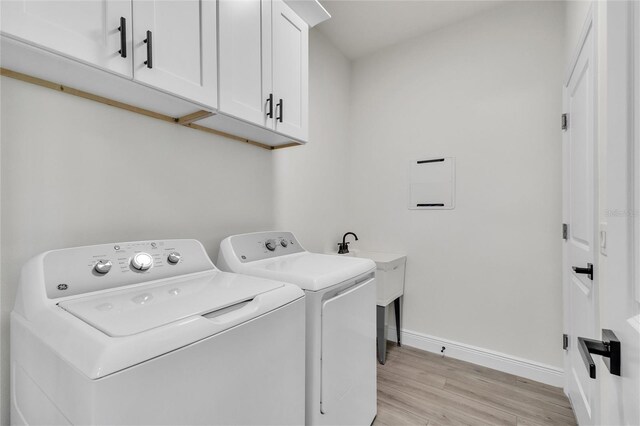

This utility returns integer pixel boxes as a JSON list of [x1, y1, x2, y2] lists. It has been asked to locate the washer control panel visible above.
[[43, 239, 214, 299], [229, 232, 304, 263]]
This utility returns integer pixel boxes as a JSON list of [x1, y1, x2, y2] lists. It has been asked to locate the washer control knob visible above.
[[94, 260, 112, 274], [131, 252, 153, 271], [280, 239, 288, 248], [167, 252, 181, 264], [265, 239, 277, 251]]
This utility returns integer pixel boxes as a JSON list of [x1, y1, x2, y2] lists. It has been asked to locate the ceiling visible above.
[[316, 0, 506, 60]]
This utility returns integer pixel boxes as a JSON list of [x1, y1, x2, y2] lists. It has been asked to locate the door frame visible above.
[[562, 3, 600, 424], [634, 0, 640, 306]]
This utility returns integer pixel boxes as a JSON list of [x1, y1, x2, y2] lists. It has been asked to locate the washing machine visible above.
[[11, 239, 306, 425], [218, 231, 377, 426]]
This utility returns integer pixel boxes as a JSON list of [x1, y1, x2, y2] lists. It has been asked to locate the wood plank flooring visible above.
[[375, 344, 577, 426]]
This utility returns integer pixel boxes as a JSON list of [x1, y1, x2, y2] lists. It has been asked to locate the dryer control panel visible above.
[[228, 232, 305, 263], [43, 239, 215, 299]]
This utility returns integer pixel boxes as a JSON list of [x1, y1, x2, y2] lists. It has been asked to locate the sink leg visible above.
[[377, 305, 387, 364], [394, 297, 401, 346]]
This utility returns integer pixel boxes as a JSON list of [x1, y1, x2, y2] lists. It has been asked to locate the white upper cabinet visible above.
[[132, 0, 217, 109], [218, 0, 272, 127], [272, 0, 308, 141], [217, 0, 308, 141], [1, 0, 317, 146], [0, 0, 133, 78]]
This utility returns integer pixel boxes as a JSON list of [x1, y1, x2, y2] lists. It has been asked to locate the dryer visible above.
[[11, 239, 305, 425], [218, 231, 377, 426]]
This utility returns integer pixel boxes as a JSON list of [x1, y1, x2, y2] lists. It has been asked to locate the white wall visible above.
[[273, 30, 352, 253], [346, 1, 566, 367]]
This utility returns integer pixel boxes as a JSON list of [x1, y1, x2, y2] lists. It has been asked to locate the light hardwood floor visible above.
[[374, 344, 577, 426]]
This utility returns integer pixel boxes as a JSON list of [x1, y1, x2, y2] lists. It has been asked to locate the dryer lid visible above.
[[242, 253, 375, 291], [59, 271, 283, 337]]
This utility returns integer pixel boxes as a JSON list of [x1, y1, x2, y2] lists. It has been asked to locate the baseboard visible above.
[[387, 326, 564, 387]]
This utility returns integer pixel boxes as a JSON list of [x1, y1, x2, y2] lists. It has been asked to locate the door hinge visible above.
[[563, 333, 569, 350], [561, 113, 568, 131], [562, 223, 568, 240]]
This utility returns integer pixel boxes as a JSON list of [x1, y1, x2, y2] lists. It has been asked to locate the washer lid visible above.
[[59, 271, 283, 337], [242, 253, 375, 291]]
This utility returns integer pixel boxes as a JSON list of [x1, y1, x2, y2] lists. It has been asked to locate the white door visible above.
[[132, 0, 217, 109], [599, 1, 640, 425], [218, 0, 273, 127], [272, 0, 308, 141], [563, 15, 599, 426], [0, 0, 133, 77]]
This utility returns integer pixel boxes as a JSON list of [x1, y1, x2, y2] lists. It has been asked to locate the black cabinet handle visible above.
[[143, 30, 153, 68], [577, 329, 621, 379], [118, 17, 127, 58], [276, 99, 283, 122], [572, 263, 593, 280], [266, 94, 273, 118]]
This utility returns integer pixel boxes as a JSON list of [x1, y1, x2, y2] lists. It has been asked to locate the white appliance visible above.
[[218, 232, 377, 426], [11, 239, 306, 425]]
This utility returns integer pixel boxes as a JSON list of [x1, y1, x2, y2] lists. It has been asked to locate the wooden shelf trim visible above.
[[176, 110, 215, 124], [0, 67, 302, 151]]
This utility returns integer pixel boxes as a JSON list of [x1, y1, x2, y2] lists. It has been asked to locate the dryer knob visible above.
[[94, 260, 112, 274], [280, 239, 288, 247], [265, 239, 277, 251], [131, 252, 153, 271], [167, 252, 181, 264]]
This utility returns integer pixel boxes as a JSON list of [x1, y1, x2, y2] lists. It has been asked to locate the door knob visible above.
[[577, 329, 620, 379], [572, 263, 593, 280]]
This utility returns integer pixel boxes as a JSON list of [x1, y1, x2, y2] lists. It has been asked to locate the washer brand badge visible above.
[[57, 283, 68, 291]]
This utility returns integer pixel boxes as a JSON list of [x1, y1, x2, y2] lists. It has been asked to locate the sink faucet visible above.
[[338, 232, 358, 254]]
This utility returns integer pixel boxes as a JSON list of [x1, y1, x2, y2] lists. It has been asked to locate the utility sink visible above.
[[334, 249, 407, 365], [337, 250, 406, 306]]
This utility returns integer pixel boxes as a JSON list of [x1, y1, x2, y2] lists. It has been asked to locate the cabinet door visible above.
[[0, 0, 132, 77], [218, 0, 272, 127], [132, 0, 217, 109], [272, 0, 308, 141]]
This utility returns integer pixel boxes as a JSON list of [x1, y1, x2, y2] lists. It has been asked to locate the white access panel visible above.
[[409, 157, 455, 210], [320, 278, 376, 424]]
